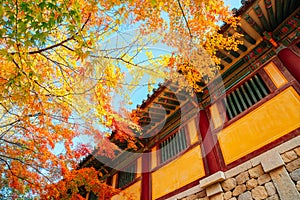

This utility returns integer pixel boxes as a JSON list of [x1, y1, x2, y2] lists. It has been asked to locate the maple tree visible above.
[[0, 0, 240, 199]]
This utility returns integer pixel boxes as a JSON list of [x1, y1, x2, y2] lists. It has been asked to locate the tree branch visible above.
[[0, 157, 35, 185], [0, 138, 36, 153], [9, 13, 91, 55], [177, 0, 193, 39]]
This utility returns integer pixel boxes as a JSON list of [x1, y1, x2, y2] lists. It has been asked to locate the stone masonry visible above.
[[179, 145, 300, 200], [282, 147, 300, 195]]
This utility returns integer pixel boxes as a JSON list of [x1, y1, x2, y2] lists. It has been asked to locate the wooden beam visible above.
[[229, 50, 240, 58], [275, 0, 283, 24], [216, 51, 233, 63], [289, 0, 300, 14], [264, 0, 277, 29], [157, 97, 180, 105], [165, 86, 190, 99], [253, 3, 272, 31], [154, 102, 179, 110], [139, 110, 165, 117], [283, 0, 292, 19], [171, 92, 188, 101], [159, 96, 180, 104], [137, 102, 172, 117], [243, 14, 264, 35], [139, 117, 161, 124], [147, 106, 171, 115], [159, 94, 180, 105], [140, 121, 150, 126], [237, 26, 257, 44], [238, 44, 248, 52], [139, 114, 165, 122], [153, 102, 177, 111], [168, 83, 180, 91]]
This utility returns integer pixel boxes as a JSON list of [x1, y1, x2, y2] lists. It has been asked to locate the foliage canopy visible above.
[[0, 0, 240, 198]]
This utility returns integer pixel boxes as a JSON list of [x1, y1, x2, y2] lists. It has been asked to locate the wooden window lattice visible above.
[[223, 74, 270, 120], [117, 163, 136, 189], [160, 128, 188, 164]]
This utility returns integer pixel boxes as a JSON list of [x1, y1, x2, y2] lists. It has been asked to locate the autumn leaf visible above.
[[0, 0, 239, 198]]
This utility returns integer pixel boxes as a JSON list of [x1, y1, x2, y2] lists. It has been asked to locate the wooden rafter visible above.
[[253, 3, 272, 31], [264, 0, 276, 29], [153, 100, 179, 109]]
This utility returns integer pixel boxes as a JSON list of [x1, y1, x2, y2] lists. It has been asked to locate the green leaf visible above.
[[20, 2, 29, 12], [38, 2, 46, 10], [0, 5, 4, 17], [151, 0, 157, 6], [41, 21, 47, 28], [25, 15, 34, 22], [19, 21, 27, 32], [48, 17, 55, 28]]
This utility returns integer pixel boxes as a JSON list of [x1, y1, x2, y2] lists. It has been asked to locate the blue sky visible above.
[[225, 0, 242, 9], [124, 0, 243, 110], [69, 0, 244, 153]]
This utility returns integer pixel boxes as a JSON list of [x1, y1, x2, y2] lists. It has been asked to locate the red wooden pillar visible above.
[[199, 109, 222, 174], [141, 151, 151, 200], [277, 47, 300, 82], [264, 32, 300, 82]]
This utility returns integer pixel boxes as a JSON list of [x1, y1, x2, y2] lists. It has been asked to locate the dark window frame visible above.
[[158, 126, 189, 164], [116, 161, 137, 189], [222, 73, 270, 121], [88, 192, 98, 200]]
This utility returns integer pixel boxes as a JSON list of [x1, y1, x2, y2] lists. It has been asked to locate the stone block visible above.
[[290, 168, 300, 181], [286, 157, 300, 172], [200, 171, 225, 188], [237, 191, 252, 200], [265, 194, 279, 200], [248, 165, 264, 179], [294, 147, 300, 157], [228, 198, 237, 200], [221, 178, 237, 192], [260, 152, 284, 173], [206, 183, 223, 197], [251, 186, 268, 200], [250, 156, 262, 169], [270, 166, 300, 199], [168, 185, 204, 200], [276, 136, 300, 154], [232, 185, 246, 197], [225, 162, 252, 178], [281, 150, 298, 163], [264, 182, 276, 196], [210, 193, 224, 200], [296, 181, 300, 192], [186, 194, 198, 200], [246, 179, 258, 190], [224, 191, 232, 200], [236, 172, 249, 185], [195, 190, 207, 198], [257, 174, 271, 185]]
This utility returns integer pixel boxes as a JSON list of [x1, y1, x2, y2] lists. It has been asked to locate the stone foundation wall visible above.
[[178, 144, 300, 200], [281, 147, 300, 193], [220, 164, 278, 200]]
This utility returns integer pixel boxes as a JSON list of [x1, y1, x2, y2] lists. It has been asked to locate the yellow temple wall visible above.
[[151, 145, 205, 199], [111, 180, 141, 200], [218, 86, 300, 164]]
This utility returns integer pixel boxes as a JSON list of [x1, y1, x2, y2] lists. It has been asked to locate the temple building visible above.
[[80, 0, 300, 199]]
